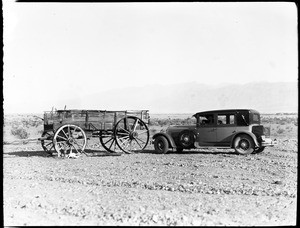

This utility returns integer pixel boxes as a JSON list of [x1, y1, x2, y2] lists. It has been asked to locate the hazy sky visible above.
[[3, 2, 298, 113]]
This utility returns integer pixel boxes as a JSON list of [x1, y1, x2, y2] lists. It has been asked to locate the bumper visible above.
[[261, 138, 278, 147]]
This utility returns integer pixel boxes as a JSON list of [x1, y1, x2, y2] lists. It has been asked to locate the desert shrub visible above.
[[21, 118, 43, 128], [149, 117, 196, 127], [11, 126, 29, 139], [262, 115, 298, 125], [276, 128, 285, 134]]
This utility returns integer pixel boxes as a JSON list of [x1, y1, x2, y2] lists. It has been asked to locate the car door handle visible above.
[[232, 130, 236, 133]]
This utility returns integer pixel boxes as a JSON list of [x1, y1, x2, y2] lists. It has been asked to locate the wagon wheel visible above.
[[53, 124, 87, 158], [40, 130, 55, 155], [114, 116, 150, 154], [99, 130, 123, 153]]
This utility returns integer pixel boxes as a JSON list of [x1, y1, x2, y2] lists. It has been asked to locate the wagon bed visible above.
[[40, 109, 150, 157]]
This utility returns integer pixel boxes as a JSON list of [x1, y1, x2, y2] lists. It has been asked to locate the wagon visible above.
[[39, 109, 150, 157]]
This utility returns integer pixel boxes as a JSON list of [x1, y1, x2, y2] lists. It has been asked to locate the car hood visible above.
[[167, 125, 196, 131]]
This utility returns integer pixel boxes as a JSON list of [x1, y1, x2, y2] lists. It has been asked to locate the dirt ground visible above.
[[3, 136, 297, 226]]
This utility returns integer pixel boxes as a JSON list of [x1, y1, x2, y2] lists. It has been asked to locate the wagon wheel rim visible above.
[[114, 116, 150, 154], [41, 131, 55, 154], [53, 124, 87, 158], [99, 130, 123, 153]]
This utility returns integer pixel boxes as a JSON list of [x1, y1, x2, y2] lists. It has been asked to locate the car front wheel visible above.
[[154, 136, 169, 154], [233, 134, 255, 155]]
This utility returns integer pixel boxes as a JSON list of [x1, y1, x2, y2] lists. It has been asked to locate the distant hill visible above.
[[75, 81, 298, 114]]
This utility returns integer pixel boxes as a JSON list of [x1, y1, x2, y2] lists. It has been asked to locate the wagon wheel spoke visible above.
[[119, 137, 130, 146], [99, 131, 123, 153], [73, 140, 84, 152], [41, 131, 55, 154], [119, 127, 130, 134], [56, 134, 68, 141], [68, 125, 71, 137], [133, 138, 143, 149], [61, 128, 69, 139], [71, 144, 80, 154], [135, 137, 147, 144], [132, 119, 139, 131], [108, 139, 116, 150], [136, 130, 149, 135], [44, 142, 54, 151], [71, 142, 79, 151], [117, 132, 130, 136], [117, 135, 130, 140], [119, 138, 131, 150]]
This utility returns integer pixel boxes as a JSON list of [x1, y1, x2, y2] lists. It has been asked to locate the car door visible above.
[[195, 114, 217, 146], [216, 113, 236, 146]]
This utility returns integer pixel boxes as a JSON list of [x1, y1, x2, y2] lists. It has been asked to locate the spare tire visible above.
[[178, 130, 196, 148]]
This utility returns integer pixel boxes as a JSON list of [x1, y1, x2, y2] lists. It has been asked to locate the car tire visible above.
[[233, 134, 255, 155], [254, 146, 266, 154], [178, 130, 195, 148], [154, 136, 169, 154], [176, 147, 183, 153]]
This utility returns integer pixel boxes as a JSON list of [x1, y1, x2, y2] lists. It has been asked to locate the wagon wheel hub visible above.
[[67, 137, 75, 145], [129, 131, 139, 140]]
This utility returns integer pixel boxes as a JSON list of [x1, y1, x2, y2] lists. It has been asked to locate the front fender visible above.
[[152, 132, 177, 148], [231, 131, 260, 148]]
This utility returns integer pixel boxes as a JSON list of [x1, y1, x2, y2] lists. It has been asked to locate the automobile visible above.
[[152, 109, 277, 155]]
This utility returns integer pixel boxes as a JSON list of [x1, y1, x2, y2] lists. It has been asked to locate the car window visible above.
[[252, 113, 260, 124], [199, 114, 214, 125], [217, 114, 235, 125]]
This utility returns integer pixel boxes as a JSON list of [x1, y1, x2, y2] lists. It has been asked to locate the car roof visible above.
[[193, 109, 259, 117]]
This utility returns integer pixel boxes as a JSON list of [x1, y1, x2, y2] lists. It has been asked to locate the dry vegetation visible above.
[[3, 113, 298, 226]]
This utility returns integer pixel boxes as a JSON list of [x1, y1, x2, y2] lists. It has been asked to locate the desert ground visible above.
[[3, 113, 298, 226]]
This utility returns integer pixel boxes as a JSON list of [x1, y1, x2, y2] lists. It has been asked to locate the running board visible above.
[[194, 142, 232, 149], [195, 146, 232, 149]]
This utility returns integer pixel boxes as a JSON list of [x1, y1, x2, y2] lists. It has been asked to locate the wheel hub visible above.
[[240, 140, 249, 150], [158, 142, 164, 149], [183, 136, 190, 142], [67, 137, 74, 145], [129, 131, 138, 140]]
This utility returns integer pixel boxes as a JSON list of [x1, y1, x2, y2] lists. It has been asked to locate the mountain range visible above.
[[66, 81, 298, 114]]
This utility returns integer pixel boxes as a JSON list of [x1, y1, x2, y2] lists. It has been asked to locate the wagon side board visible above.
[[43, 109, 150, 132]]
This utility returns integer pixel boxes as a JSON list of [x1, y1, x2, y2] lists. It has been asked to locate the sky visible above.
[[3, 2, 298, 113]]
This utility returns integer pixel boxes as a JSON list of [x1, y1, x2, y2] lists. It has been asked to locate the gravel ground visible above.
[[3, 139, 297, 226]]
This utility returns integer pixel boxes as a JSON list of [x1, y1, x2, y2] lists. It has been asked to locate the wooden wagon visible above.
[[40, 109, 150, 157]]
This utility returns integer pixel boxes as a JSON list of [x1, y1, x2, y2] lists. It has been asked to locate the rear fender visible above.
[[153, 132, 176, 148], [231, 131, 259, 148]]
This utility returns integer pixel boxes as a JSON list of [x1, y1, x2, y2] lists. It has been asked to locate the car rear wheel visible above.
[[233, 134, 255, 155], [154, 136, 169, 154]]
